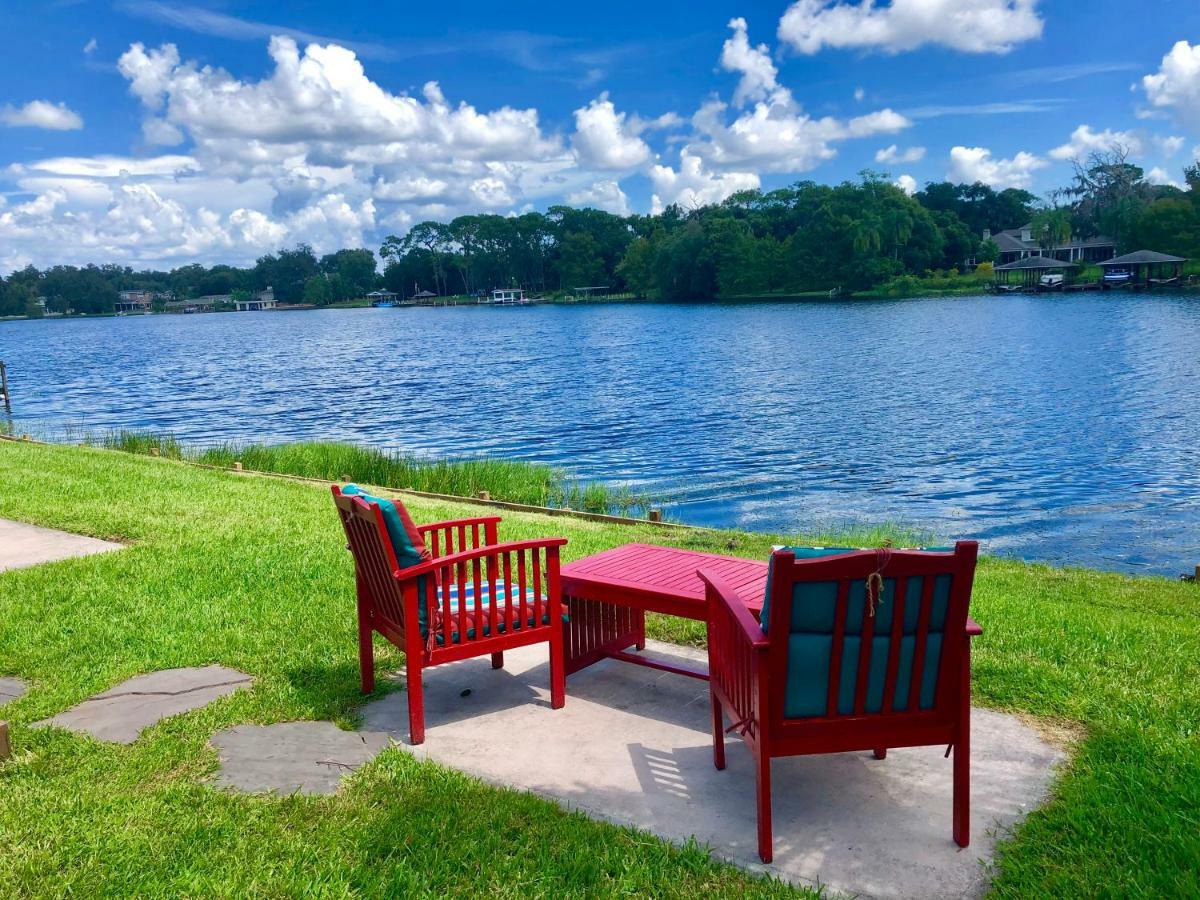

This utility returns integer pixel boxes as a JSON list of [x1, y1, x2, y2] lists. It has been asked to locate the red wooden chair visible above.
[[332, 484, 567, 744], [700, 542, 981, 863]]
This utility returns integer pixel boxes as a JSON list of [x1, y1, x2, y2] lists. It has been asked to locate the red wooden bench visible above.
[[332, 485, 567, 744], [701, 542, 981, 863]]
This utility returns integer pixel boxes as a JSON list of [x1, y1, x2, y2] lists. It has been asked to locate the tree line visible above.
[[4, 150, 1199, 317]]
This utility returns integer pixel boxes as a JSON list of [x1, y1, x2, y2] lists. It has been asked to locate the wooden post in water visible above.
[[1195, 564, 1199, 583], [648, 509, 663, 523], [477, 491, 491, 501], [0, 721, 10, 760], [0, 360, 10, 415]]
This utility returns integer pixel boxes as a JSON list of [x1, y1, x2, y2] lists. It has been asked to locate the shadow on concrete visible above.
[[358, 639, 1064, 898]]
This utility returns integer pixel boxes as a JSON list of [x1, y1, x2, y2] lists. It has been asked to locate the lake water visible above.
[[3, 295, 1199, 576]]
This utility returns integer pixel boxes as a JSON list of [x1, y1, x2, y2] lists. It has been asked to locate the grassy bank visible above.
[[1, 441, 1199, 895], [89, 430, 650, 517]]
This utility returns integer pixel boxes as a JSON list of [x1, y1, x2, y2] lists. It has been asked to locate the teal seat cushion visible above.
[[428, 579, 566, 644], [763, 547, 956, 719], [342, 484, 434, 630]]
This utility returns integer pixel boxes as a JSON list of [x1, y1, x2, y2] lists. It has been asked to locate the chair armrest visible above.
[[419, 515, 503, 534], [399, 537, 567, 579], [699, 569, 768, 648], [700, 568, 768, 736]]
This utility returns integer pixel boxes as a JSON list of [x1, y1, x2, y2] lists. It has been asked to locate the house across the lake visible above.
[[115, 290, 155, 313], [987, 225, 1116, 265]]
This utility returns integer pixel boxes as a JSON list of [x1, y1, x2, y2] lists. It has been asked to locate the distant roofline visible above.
[[1100, 249, 1187, 266], [993, 257, 1079, 270]]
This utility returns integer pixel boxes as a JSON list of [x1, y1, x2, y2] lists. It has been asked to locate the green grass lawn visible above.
[[1, 440, 1198, 896]]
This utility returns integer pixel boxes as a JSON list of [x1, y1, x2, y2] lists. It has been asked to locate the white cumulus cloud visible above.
[[1049, 125, 1144, 160], [1146, 166, 1183, 188], [947, 145, 1047, 189], [1142, 41, 1200, 132], [1155, 134, 1185, 157], [875, 144, 926, 164], [570, 94, 652, 169], [1, 100, 83, 130], [3, 35, 622, 269], [894, 174, 918, 194], [721, 17, 779, 108], [650, 151, 759, 213], [778, 0, 1044, 55], [689, 95, 910, 173], [566, 180, 632, 216]]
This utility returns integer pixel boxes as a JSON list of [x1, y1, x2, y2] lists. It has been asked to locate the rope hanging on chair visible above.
[[866, 546, 893, 617]]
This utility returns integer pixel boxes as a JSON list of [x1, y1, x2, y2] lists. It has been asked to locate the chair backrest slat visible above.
[[881, 576, 908, 714], [908, 573, 936, 712], [825, 580, 850, 717], [852, 580, 878, 716]]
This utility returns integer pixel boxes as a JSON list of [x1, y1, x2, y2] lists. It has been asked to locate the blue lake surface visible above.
[[3, 295, 1199, 576]]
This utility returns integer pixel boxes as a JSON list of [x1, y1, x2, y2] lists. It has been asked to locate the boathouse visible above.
[[991, 256, 1078, 290], [366, 290, 397, 306], [235, 287, 277, 311], [1098, 250, 1187, 289]]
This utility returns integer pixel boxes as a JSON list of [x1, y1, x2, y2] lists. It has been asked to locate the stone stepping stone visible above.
[[0, 677, 27, 706], [210, 722, 390, 795], [0, 518, 123, 573], [35, 665, 252, 744]]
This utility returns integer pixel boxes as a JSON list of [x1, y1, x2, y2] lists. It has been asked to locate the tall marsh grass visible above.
[[64, 429, 651, 517]]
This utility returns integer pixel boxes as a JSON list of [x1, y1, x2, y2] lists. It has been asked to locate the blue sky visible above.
[[3, 0, 1200, 271]]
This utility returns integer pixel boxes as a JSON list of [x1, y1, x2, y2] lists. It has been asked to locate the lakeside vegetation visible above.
[[1, 440, 1198, 895], [89, 429, 651, 517], [6, 148, 1200, 318]]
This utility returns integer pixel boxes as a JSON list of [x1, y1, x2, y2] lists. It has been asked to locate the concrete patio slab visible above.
[[0, 677, 28, 705], [360, 640, 1063, 899], [0, 518, 123, 573], [35, 665, 252, 744], [210, 722, 391, 795]]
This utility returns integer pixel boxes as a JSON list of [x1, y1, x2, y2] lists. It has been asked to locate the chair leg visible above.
[[548, 631, 566, 709], [357, 619, 375, 694], [406, 656, 426, 746], [953, 738, 969, 847], [491, 651, 504, 669], [756, 749, 773, 864], [873, 748, 887, 760], [635, 609, 646, 651], [954, 639, 972, 848], [711, 692, 726, 770]]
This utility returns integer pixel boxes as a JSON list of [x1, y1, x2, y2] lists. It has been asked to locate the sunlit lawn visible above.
[[1, 440, 1198, 896]]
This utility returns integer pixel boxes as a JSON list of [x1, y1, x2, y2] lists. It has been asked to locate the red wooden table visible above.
[[561, 543, 769, 681]]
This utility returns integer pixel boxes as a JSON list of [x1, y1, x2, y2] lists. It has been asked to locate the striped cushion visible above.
[[426, 580, 561, 644]]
